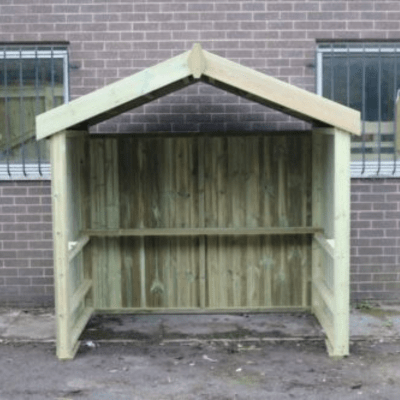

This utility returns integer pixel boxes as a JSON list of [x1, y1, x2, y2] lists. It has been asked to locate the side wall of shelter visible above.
[[1, 179, 400, 307]]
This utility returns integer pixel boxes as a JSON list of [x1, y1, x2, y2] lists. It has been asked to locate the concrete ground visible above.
[[1, 304, 400, 344], [1, 305, 400, 400]]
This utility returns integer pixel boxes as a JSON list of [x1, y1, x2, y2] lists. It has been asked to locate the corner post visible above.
[[331, 128, 350, 356], [50, 130, 75, 359]]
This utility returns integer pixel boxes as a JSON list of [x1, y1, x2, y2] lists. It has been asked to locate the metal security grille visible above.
[[0, 45, 69, 180], [316, 42, 400, 178]]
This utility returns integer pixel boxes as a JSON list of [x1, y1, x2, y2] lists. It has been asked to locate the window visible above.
[[0, 45, 69, 180], [316, 42, 400, 177]]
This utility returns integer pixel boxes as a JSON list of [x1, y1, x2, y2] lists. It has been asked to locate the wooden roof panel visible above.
[[36, 43, 360, 140]]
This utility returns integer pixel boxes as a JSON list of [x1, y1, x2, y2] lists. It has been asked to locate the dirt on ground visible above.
[[0, 338, 399, 400]]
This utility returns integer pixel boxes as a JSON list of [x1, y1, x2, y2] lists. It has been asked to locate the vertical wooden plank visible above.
[[50, 131, 73, 359], [217, 137, 229, 308], [277, 136, 289, 305], [261, 136, 273, 307], [246, 136, 260, 307], [119, 137, 141, 307], [204, 136, 216, 307], [178, 138, 191, 307], [230, 137, 245, 307], [91, 139, 107, 308], [301, 134, 312, 307], [163, 138, 173, 307], [332, 129, 351, 356], [164, 138, 176, 308], [191, 137, 206, 308], [137, 138, 147, 308], [312, 131, 323, 316], [105, 138, 121, 308]]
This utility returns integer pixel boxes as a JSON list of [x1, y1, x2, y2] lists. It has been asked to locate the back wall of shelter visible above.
[[0, 0, 399, 306]]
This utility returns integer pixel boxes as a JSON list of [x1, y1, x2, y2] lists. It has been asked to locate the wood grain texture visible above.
[[86, 134, 313, 310], [36, 45, 360, 141]]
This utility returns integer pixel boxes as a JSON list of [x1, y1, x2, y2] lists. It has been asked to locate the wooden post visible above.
[[331, 128, 350, 357], [312, 128, 350, 358], [50, 131, 75, 359]]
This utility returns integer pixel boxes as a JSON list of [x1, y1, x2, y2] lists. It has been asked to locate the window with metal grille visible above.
[[0, 45, 69, 180], [316, 42, 400, 177]]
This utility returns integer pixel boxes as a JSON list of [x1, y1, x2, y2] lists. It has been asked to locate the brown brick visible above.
[[243, 3, 265, 12], [32, 277, 53, 285], [240, 21, 267, 30], [385, 282, 400, 291], [0, 251, 17, 259], [160, 4, 185, 12], [359, 230, 384, 238], [361, 12, 387, 20], [268, 3, 293, 11], [269, 21, 293, 30], [253, 12, 280, 21], [4, 242, 28, 250], [19, 286, 45, 295], [373, 274, 399, 282], [3, 224, 28, 232], [375, 21, 400, 30], [5, 277, 30, 285], [349, 2, 373, 11], [173, 12, 199, 21], [188, 3, 214, 12], [0, 269, 18, 277], [4, 257, 28, 268], [359, 283, 384, 291], [294, 3, 320, 12], [281, 12, 307, 21], [307, 12, 333, 20], [351, 274, 372, 282]]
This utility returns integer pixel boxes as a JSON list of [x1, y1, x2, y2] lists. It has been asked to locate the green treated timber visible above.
[[83, 227, 323, 237]]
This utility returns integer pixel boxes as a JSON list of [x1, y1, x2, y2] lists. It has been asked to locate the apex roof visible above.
[[36, 43, 360, 140]]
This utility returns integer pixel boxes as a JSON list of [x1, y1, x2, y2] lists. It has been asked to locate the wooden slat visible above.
[[312, 296, 334, 342], [70, 307, 94, 350], [313, 277, 335, 312], [0, 85, 63, 98], [83, 227, 322, 237], [95, 306, 311, 314], [314, 233, 335, 259], [68, 235, 90, 263], [70, 279, 92, 313]]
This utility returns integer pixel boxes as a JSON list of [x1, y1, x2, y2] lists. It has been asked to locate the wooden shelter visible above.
[[36, 44, 360, 360]]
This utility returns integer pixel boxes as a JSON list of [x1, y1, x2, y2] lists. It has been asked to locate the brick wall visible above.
[[2, 0, 400, 134], [0, 181, 53, 307], [351, 179, 400, 302], [1, 0, 400, 305]]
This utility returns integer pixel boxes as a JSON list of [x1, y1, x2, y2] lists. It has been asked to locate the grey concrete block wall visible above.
[[1, 0, 400, 305]]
